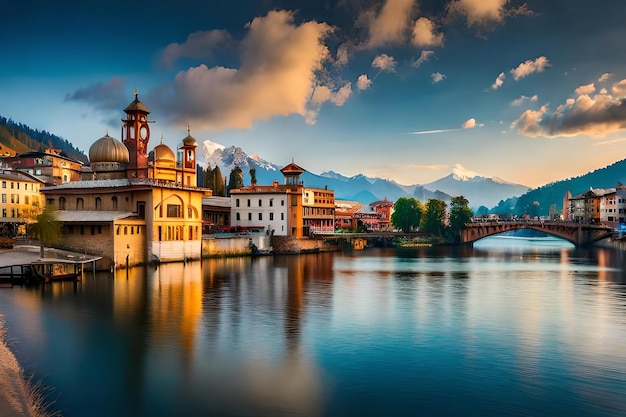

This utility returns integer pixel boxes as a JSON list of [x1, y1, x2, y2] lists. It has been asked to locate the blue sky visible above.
[[1, 0, 626, 188]]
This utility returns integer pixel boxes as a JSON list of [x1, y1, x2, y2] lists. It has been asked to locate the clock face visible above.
[[139, 124, 149, 140]]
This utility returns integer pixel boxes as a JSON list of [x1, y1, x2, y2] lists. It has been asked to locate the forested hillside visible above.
[[0, 116, 89, 163], [512, 159, 626, 217]]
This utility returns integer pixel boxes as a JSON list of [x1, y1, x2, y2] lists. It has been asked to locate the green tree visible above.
[[420, 198, 447, 236], [212, 166, 225, 196], [32, 206, 63, 258], [390, 197, 423, 232], [228, 166, 244, 193], [249, 168, 257, 185], [448, 196, 474, 243], [204, 165, 214, 190], [475, 205, 489, 216]]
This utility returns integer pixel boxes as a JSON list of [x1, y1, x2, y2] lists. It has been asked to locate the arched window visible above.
[[76, 198, 84, 210], [95, 197, 102, 210], [59, 197, 66, 210], [112, 196, 118, 209]]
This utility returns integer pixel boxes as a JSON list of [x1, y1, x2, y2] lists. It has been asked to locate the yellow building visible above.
[[0, 168, 44, 236], [41, 92, 210, 268]]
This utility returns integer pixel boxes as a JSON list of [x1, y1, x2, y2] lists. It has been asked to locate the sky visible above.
[[1, 0, 626, 189]]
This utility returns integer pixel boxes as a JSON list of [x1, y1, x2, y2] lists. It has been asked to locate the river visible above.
[[1, 235, 625, 417]]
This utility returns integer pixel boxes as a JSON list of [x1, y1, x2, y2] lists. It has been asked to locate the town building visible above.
[[229, 162, 334, 237], [369, 198, 394, 231], [0, 168, 44, 236], [201, 196, 231, 234], [41, 92, 210, 268], [335, 200, 363, 231], [3, 148, 83, 185]]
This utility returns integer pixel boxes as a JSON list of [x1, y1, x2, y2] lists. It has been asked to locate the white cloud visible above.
[[575, 83, 595, 96], [431, 72, 446, 83], [512, 87, 626, 137], [152, 10, 345, 131], [447, 0, 506, 27], [359, 0, 415, 48], [510, 56, 550, 81], [510, 94, 538, 106], [411, 17, 444, 47], [452, 163, 480, 180], [598, 72, 613, 83], [462, 118, 477, 129], [491, 72, 505, 89], [412, 50, 436, 68], [357, 74, 372, 90], [372, 54, 397, 73], [612, 79, 626, 95], [161, 29, 231, 66], [335, 44, 350, 67]]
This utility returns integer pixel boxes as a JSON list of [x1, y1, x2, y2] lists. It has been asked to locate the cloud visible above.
[[335, 44, 350, 67], [358, 0, 415, 48], [598, 72, 613, 83], [595, 137, 626, 146], [412, 50, 436, 68], [431, 72, 446, 83], [491, 72, 505, 89], [372, 54, 397, 73], [411, 17, 444, 47], [447, 0, 532, 30], [64, 77, 127, 113], [510, 94, 538, 106], [160, 29, 231, 66], [612, 79, 626, 95], [462, 118, 478, 129], [357, 74, 372, 90], [151, 10, 344, 131], [575, 83, 595, 96], [510, 56, 550, 80], [409, 128, 459, 135], [512, 87, 626, 137]]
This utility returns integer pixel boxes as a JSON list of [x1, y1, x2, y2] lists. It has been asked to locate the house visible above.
[[4, 148, 83, 185], [0, 168, 44, 236]]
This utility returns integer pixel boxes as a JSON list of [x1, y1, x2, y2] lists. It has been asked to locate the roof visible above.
[[0, 169, 45, 183], [54, 210, 136, 222], [124, 94, 150, 113], [280, 162, 305, 175], [202, 196, 231, 208], [43, 178, 131, 191], [14, 151, 84, 165]]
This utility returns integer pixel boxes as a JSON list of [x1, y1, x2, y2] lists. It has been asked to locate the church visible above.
[[41, 92, 211, 269]]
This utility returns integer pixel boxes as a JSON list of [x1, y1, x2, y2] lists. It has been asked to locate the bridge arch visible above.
[[461, 222, 613, 247]]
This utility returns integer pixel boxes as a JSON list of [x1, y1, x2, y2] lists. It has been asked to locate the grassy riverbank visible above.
[[0, 317, 59, 417]]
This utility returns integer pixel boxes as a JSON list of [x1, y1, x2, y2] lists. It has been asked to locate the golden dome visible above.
[[89, 134, 129, 164], [153, 143, 175, 162], [182, 134, 197, 146]]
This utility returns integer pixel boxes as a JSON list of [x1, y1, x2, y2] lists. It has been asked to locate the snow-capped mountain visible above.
[[200, 141, 526, 207], [423, 164, 529, 208]]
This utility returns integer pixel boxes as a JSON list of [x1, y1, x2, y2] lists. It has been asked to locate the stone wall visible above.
[[271, 236, 339, 254]]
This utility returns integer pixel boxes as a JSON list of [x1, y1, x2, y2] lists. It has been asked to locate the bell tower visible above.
[[179, 125, 198, 187], [121, 89, 153, 179]]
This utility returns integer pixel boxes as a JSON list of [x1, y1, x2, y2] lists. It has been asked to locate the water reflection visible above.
[[0, 240, 625, 416]]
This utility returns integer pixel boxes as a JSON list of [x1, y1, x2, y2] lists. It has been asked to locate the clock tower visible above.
[[121, 89, 152, 179]]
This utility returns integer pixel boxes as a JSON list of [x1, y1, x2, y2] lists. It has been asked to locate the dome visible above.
[[182, 134, 197, 146], [89, 134, 129, 164], [153, 143, 175, 162]]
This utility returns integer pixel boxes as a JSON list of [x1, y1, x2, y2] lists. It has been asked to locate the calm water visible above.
[[1, 236, 626, 417]]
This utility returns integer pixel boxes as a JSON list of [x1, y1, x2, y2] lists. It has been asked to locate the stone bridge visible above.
[[461, 221, 614, 246]]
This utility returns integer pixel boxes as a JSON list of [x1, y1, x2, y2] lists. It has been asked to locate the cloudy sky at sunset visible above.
[[1, 0, 626, 188]]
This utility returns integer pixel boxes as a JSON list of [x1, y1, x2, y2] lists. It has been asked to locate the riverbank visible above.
[[0, 318, 38, 417]]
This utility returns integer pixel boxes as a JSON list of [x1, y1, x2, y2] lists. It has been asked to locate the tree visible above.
[[390, 197, 423, 232], [448, 196, 474, 243], [420, 198, 447, 236], [249, 168, 257, 186], [228, 166, 244, 194], [32, 206, 63, 258], [475, 205, 489, 216], [212, 166, 225, 196]]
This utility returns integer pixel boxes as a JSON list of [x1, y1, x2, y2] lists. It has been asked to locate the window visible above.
[[236, 213, 240, 221], [281, 200, 285, 206], [270, 213, 274, 221], [248, 213, 252, 221], [247, 199, 251, 207], [1, 209, 5, 218], [281, 213, 284, 220], [95, 197, 102, 210], [259, 213, 263, 221], [112, 196, 118, 210], [25, 196, 29, 205], [259, 199, 262, 207], [10, 182, 13, 189], [138, 202, 146, 219], [167, 204, 181, 218], [236, 199, 240, 207], [1, 182, 5, 188], [269, 199, 273, 207], [59, 197, 66, 210], [1, 194, 5, 204], [76, 198, 84, 209]]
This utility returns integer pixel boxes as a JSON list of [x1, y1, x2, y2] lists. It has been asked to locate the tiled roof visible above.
[[54, 210, 136, 222]]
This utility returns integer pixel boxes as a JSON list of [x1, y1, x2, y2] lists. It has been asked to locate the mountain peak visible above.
[[452, 163, 481, 181]]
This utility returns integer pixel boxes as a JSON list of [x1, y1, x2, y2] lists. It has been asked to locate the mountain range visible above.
[[200, 140, 530, 209]]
